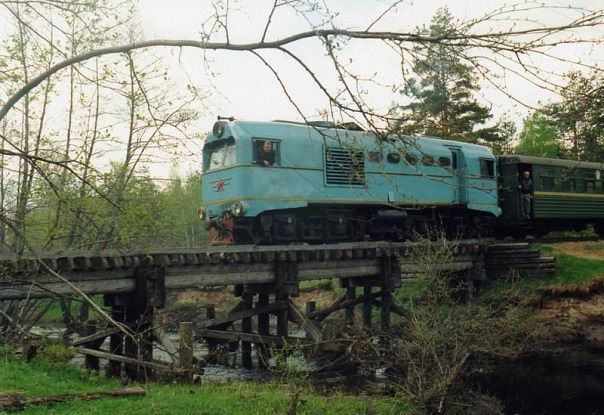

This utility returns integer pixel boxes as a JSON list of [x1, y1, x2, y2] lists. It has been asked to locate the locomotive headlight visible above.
[[232, 202, 244, 217], [212, 121, 224, 138], [198, 207, 206, 221]]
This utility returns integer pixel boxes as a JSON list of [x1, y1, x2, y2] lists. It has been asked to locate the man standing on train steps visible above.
[[518, 171, 533, 219]]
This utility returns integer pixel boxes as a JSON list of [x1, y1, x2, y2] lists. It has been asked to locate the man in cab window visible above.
[[257, 140, 275, 166]]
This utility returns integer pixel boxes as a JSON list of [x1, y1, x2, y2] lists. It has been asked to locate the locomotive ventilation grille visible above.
[[324, 146, 366, 186]]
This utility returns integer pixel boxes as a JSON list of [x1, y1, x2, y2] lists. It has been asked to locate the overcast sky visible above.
[[1, 0, 601, 179], [137, 0, 604, 134]]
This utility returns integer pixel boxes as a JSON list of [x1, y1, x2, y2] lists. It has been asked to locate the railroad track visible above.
[[0, 239, 489, 301]]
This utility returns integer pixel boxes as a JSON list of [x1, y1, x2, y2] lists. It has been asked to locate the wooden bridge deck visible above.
[[0, 239, 487, 301]]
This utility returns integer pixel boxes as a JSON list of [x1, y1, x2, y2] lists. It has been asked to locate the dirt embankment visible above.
[[162, 281, 341, 324], [536, 276, 604, 345]]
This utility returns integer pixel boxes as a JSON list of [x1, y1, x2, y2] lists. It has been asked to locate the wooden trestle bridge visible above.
[[0, 239, 555, 379]]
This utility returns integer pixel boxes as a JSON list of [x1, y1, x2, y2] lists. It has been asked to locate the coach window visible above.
[[253, 139, 280, 166], [562, 178, 576, 192], [584, 172, 596, 193], [540, 168, 555, 190], [479, 159, 495, 177]]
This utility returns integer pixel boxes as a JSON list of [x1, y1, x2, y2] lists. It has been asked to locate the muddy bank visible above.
[[536, 277, 604, 345]]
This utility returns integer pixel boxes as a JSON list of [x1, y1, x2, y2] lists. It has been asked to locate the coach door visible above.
[[449, 148, 468, 205]]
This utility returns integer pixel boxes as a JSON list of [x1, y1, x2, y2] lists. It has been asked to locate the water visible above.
[[479, 345, 604, 415], [42, 325, 604, 413]]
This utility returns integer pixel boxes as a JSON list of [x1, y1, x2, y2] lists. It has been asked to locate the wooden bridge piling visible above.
[[241, 291, 253, 369]]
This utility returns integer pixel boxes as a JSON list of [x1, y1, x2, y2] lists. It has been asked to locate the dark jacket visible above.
[[256, 148, 275, 166], [519, 178, 533, 194]]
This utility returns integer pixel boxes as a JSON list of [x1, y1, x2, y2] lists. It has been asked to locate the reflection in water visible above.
[[479, 345, 604, 415]]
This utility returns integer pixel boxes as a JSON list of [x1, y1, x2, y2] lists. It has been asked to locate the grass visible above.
[[533, 244, 604, 286], [584, 241, 604, 252], [0, 352, 416, 415], [486, 243, 604, 294], [39, 296, 106, 323]]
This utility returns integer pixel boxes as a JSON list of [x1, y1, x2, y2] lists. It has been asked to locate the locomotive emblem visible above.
[[211, 177, 230, 192]]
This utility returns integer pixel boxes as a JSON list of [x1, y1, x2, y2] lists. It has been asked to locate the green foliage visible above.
[[0, 357, 117, 399], [522, 245, 604, 289], [357, 237, 539, 414], [394, 7, 509, 149], [22, 167, 206, 251], [515, 112, 561, 157], [0, 356, 415, 415], [36, 344, 75, 363], [545, 70, 604, 162]]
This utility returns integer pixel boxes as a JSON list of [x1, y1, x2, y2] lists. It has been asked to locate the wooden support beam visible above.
[[205, 306, 217, 364], [0, 387, 146, 410], [390, 299, 409, 318], [72, 327, 119, 347], [363, 286, 372, 329], [276, 299, 289, 340], [381, 258, 392, 331], [256, 293, 270, 368], [106, 305, 124, 378], [345, 282, 356, 321], [287, 301, 323, 342], [380, 291, 391, 331], [306, 290, 385, 321], [83, 323, 102, 372], [198, 303, 285, 330], [305, 301, 316, 315], [74, 348, 180, 373], [241, 292, 253, 369], [197, 329, 311, 347], [153, 328, 178, 363], [123, 305, 139, 380], [178, 322, 194, 374]]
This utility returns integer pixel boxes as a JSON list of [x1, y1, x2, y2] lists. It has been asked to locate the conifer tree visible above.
[[395, 7, 500, 145]]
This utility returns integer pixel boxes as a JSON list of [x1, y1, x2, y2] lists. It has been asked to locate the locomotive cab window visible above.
[[253, 139, 280, 166], [540, 168, 555, 190], [479, 159, 495, 177], [204, 138, 236, 172]]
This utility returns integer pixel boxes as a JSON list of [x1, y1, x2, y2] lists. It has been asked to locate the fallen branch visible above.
[[0, 387, 145, 410]]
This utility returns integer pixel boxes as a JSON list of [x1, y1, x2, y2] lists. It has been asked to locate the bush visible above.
[[36, 344, 74, 363], [349, 236, 541, 414]]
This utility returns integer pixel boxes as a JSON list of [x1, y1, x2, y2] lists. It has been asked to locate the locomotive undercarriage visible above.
[[208, 205, 494, 245]]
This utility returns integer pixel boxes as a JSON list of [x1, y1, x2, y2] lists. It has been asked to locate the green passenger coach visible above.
[[497, 155, 604, 236]]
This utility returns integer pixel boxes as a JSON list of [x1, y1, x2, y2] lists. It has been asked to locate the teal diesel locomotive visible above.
[[198, 119, 604, 244]]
